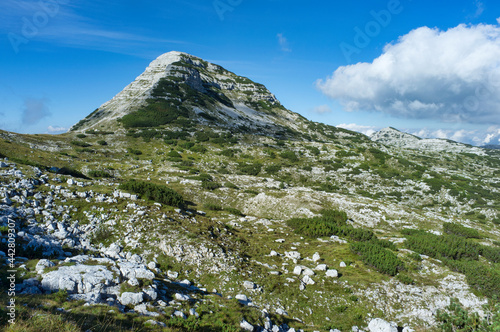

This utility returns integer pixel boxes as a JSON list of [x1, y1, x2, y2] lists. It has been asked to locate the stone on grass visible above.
[[240, 319, 254, 331], [326, 269, 339, 278], [315, 264, 327, 271], [236, 294, 248, 302], [243, 281, 256, 289], [36, 259, 55, 273], [174, 293, 190, 301], [119, 292, 144, 306], [368, 318, 398, 332]]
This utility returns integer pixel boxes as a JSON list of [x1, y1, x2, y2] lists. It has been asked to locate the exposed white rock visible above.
[[368, 318, 398, 332], [326, 269, 339, 278], [119, 292, 144, 306], [243, 281, 256, 289], [240, 319, 254, 331], [36, 259, 55, 273], [175, 293, 191, 301]]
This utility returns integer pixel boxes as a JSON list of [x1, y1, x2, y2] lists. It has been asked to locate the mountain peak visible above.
[[71, 51, 307, 136]]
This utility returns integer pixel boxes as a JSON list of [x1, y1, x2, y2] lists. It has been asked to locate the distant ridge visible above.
[[370, 127, 486, 155]]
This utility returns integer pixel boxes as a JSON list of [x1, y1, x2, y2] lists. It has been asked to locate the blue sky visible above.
[[1, 0, 500, 145]]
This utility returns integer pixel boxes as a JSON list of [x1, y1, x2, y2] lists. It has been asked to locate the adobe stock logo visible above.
[[213, 0, 243, 21], [8, 0, 69, 54], [340, 0, 405, 63]]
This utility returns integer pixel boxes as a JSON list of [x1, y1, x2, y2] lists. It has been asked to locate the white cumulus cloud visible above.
[[337, 123, 379, 136], [317, 22, 500, 124], [47, 125, 68, 134], [409, 126, 500, 146]]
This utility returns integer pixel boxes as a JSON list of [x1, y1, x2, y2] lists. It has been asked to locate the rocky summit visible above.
[[1, 52, 499, 331]]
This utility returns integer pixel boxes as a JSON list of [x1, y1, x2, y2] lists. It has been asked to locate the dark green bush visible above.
[[220, 149, 237, 157], [76, 134, 86, 138], [179, 142, 195, 149], [118, 180, 184, 207], [190, 145, 207, 153], [350, 242, 404, 276], [408, 252, 423, 261], [396, 273, 414, 285], [237, 163, 262, 176], [265, 164, 282, 174], [305, 146, 321, 156], [195, 132, 210, 142], [97, 140, 108, 146], [70, 140, 92, 147], [202, 181, 221, 190], [128, 148, 143, 155], [405, 232, 481, 261], [88, 170, 113, 178], [119, 100, 189, 128], [224, 182, 239, 189], [203, 203, 222, 211], [280, 150, 299, 162], [443, 222, 481, 239], [481, 245, 500, 263], [197, 173, 213, 182], [167, 150, 182, 158]]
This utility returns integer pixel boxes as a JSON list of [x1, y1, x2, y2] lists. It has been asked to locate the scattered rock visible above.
[[243, 281, 256, 289], [36, 259, 55, 273], [174, 293, 190, 301], [119, 292, 144, 306], [368, 318, 398, 332], [240, 319, 254, 331], [315, 264, 327, 271], [236, 294, 248, 302], [326, 269, 339, 278]]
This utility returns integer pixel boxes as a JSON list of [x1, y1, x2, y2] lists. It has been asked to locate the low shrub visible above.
[[396, 273, 414, 285], [190, 145, 207, 153], [224, 207, 243, 216], [118, 180, 184, 207], [88, 170, 113, 178], [167, 150, 182, 158], [237, 163, 262, 176], [405, 232, 481, 261], [220, 149, 237, 157], [443, 222, 481, 239], [280, 150, 298, 162], [204, 203, 222, 211], [350, 241, 404, 276], [265, 164, 282, 174], [70, 140, 91, 147], [224, 182, 239, 189], [202, 181, 221, 190], [128, 148, 143, 155]]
